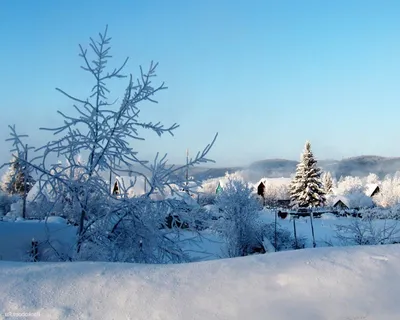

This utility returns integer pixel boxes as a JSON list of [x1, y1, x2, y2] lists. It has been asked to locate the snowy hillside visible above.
[[185, 156, 400, 181], [1, 245, 400, 320]]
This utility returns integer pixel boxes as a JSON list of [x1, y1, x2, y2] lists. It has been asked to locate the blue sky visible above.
[[1, 0, 400, 167]]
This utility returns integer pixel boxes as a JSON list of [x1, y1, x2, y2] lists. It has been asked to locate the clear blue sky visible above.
[[1, 0, 400, 167]]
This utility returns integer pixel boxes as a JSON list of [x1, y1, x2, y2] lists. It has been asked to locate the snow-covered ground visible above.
[[259, 209, 400, 248], [1, 211, 398, 263], [1, 244, 400, 320], [0, 217, 76, 262]]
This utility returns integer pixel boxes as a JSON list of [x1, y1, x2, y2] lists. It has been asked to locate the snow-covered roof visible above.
[[365, 183, 380, 197], [26, 181, 53, 202], [332, 196, 350, 208], [165, 191, 199, 207], [26, 181, 41, 202], [255, 177, 291, 187], [115, 175, 146, 196], [332, 193, 374, 209]]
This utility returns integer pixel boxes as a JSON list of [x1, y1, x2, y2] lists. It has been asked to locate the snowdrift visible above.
[[1, 245, 400, 319], [0, 218, 76, 261]]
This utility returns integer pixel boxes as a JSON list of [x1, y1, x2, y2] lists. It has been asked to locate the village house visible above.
[[332, 197, 350, 210], [365, 183, 380, 198], [256, 179, 291, 208]]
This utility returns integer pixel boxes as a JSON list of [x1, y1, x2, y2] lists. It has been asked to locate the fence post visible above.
[[310, 209, 316, 248], [31, 238, 38, 262], [293, 215, 298, 249]]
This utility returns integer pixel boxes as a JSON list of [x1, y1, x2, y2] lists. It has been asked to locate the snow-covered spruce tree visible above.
[[322, 171, 333, 195], [290, 141, 326, 208], [1, 152, 35, 196], [1, 155, 18, 194], [215, 177, 262, 257], [4, 27, 217, 263]]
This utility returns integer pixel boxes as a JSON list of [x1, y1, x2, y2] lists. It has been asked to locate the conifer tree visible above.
[[322, 171, 334, 194], [290, 141, 326, 208], [1, 154, 36, 196]]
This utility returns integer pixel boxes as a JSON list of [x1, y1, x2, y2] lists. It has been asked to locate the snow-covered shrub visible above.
[[389, 204, 400, 219], [198, 192, 216, 206], [215, 177, 262, 257], [197, 173, 247, 206], [5, 200, 23, 219], [77, 197, 200, 263], [0, 191, 19, 216], [361, 207, 390, 220], [334, 219, 400, 246], [253, 221, 306, 251], [361, 204, 400, 220]]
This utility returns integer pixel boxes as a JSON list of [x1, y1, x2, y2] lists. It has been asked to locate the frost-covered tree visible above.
[[322, 171, 333, 194], [290, 141, 326, 208], [215, 177, 262, 257], [335, 176, 364, 195], [374, 174, 400, 208], [1, 153, 35, 196], [4, 27, 217, 262], [366, 173, 379, 185]]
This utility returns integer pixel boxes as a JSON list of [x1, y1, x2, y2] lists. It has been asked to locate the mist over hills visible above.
[[189, 156, 400, 182]]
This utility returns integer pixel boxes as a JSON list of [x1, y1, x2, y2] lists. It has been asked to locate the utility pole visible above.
[[274, 209, 277, 252], [22, 144, 28, 219], [109, 155, 115, 194], [185, 148, 189, 193], [109, 166, 112, 195]]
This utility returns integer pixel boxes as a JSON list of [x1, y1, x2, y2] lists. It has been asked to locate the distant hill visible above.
[[188, 156, 400, 181], [332, 156, 400, 179]]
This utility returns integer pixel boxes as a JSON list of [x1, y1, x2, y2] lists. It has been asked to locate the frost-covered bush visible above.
[[77, 197, 204, 263], [389, 204, 400, 219], [0, 191, 20, 216], [77, 198, 170, 263], [215, 177, 262, 257], [334, 219, 400, 246], [361, 205, 400, 220], [259, 222, 307, 251], [198, 192, 216, 206], [25, 199, 54, 220], [197, 172, 247, 206]]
